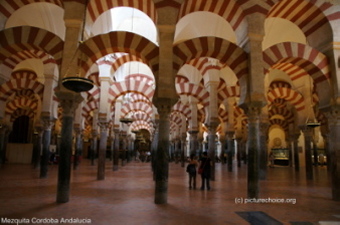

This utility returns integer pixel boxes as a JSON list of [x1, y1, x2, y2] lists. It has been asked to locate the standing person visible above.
[[186, 154, 199, 189], [199, 152, 212, 190]]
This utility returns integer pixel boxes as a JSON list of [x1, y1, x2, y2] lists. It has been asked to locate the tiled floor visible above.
[[0, 159, 340, 225]]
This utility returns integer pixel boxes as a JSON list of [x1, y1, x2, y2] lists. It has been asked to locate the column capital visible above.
[[299, 125, 313, 136], [153, 98, 177, 115], [55, 91, 83, 117], [205, 117, 220, 131], [73, 123, 82, 134]]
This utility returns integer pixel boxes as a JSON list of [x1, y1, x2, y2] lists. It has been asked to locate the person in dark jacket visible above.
[[199, 152, 212, 190]]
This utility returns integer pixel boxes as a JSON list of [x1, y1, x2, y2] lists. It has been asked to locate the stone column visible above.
[[121, 131, 127, 166], [90, 130, 98, 166], [259, 120, 269, 180], [226, 131, 234, 172], [322, 132, 330, 172], [325, 106, 340, 200], [206, 118, 219, 180], [40, 113, 55, 178], [32, 124, 43, 169], [235, 137, 242, 167], [56, 91, 83, 203], [153, 99, 173, 204], [300, 125, 313, 180], [97, 119, 109, 180], [0, 121, 10, 167], [113, 129, 120, 171], [292, 133, 300, 171], [181, 133, 186, 167], [187, 130, 197, 156], [73, 124, 82, 170], [246, 105, 262, 198]]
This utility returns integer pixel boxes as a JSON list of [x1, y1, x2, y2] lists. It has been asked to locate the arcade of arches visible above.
[[0, 0, 340, 204]]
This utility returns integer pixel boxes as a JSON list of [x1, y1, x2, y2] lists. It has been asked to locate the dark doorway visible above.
[[8, 115, 30, 143]]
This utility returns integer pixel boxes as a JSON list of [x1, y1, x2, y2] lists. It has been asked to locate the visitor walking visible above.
[[199, 152, 212, 190]]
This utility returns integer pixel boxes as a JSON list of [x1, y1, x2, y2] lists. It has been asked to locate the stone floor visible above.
[[0, 159, 340, 225]]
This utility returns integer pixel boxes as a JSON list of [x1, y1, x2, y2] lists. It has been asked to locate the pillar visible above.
[[0, 121, 9, 167], [300, 125, 313, 180], [32, 124, 43, 169], [90, 130, 98, 166], [97, 119, 109, 180], [206, 118, 219, 180], [73, 124, 82, 170], [56, 91, 83, 203], [40, 113, 54, 178], [226, 131, 234, 172], [292, 133, 300, 171], [113, 129, 120, 171], [259, 120, 269, 180], [153, 99, 173, 204], [325, 106, 340, 200], [246, 105, 262, 198]]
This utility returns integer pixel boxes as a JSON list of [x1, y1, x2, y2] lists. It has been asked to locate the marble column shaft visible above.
[[188, 130, 198, 156], [40, 117, 54, 178], [113, 129, 120, 171], [325, 107, 340, 200], [97, 121, 108, 180], [246, 106, 262, 198], [56, 92, 82, 203], [259, 121, 269, 180], [32, 125, 43, 169], [226, 131, 234, 172], [301, 126, 313, 180], [73, 126, 82, 170], [0, 124, 9, 167], [154, 100, 172, 204]]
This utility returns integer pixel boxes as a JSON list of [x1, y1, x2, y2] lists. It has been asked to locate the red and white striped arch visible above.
[[111, 55, 144, 72], [177, 0, 247, 42], [263, 42, 329, 82], [172, 101, 191, 121], [269, 81, 292, 89], [87, 0, 157, 28], [269, 107, 295, 124], [82, 99, 98, 120], [176, 83, 209, 107], [267, 87, 305, 111], [267, 0, 334, 37], [108, 79, 155, 103], [175, 75, 190, 84], [269, 118, 289, 132], [6, 97, 38, 115], [126, 74, 154, 86], [1, 50, 53, 71], [121, 102, 153, 118], [218, 107, 228, 123], [0, 0, 62, 19], [271, 62, 308, 81], [173, 37, 248, 80], [130, 120, 152, 132], [217, 85, 240, 104], [263, 42, 331, 107], [0, 70, 44, 101], [121, 111, 152, 123], [10, 108, 35, 122], [0, 26, 64, 65], [79, 31, 159, 75]]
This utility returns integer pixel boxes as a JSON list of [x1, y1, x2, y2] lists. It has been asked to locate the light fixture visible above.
[[120, 117, 134, 124]]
